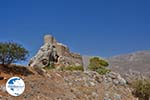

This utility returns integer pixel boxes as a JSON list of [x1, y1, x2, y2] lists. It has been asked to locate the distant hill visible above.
[[107, 50, 150, 75], [83, 51, 150, 75]]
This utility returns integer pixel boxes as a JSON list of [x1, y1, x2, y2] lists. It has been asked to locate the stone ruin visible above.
[[29, 34, 83, 68]]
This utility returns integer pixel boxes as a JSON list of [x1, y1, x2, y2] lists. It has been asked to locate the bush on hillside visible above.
[[61, 66, 84, 71], [96, 67, 111, 75], [131, 79, 150, 100], [88, 57, 110, 75]]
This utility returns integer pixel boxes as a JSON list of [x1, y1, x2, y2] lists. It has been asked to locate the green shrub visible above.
[[96, 67, 111, 75], [99, 59, 109, 66], [62, 66, 84, 71], [88, 57, 110, 75], [131, 79, 150, 100], [88, 57, 101, 71]]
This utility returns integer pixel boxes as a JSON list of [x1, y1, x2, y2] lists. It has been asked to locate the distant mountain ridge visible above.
[[107, 50, 150, 75], [82, 50, 150, 75]]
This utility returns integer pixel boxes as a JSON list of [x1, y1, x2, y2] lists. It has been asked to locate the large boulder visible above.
[[29, 34, 83, 68]]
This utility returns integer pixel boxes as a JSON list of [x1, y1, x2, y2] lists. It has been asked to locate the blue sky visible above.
[[0, 0, 150, 64]]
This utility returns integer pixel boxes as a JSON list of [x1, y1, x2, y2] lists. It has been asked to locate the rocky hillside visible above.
[[107, 51, 150, 75], [0, 34, 148, 100], [0, 64, 136, 100]]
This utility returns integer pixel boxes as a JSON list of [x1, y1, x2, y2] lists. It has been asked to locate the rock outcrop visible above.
[[29, 34, 83, 68]]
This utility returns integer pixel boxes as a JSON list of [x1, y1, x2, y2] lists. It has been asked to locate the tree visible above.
[[0, 42, 29, 65], [88, 57, 110, 75]]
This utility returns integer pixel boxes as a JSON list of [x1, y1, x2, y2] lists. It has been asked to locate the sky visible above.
[[0, 0, 150, 64]]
